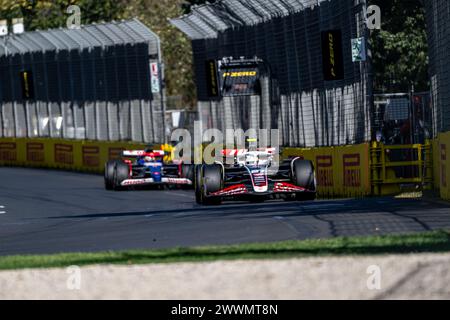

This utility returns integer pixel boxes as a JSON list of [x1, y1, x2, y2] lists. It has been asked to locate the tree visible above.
[[1, 0, 429, 106], [0, 0, 127, 31], [1, 0, 196, 108], [123, 0, 197, 108], [369, 0, 429, 93], [180, 0, 430, 95]]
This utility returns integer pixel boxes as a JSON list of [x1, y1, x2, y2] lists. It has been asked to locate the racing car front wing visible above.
[[210, 182, 308, 197], [121, 177, 192, 187]]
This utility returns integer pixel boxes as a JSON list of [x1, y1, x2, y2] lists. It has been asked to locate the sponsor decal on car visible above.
[[144, 162, 163, 168], [121, 178, 155, 186], [248, 167, 269, 193], [121, 177, 192, 186], [273, 182, 306, 193], [122, 150, 165, 157], [210, 184, 248, 197], [162, 178, 192, 185]]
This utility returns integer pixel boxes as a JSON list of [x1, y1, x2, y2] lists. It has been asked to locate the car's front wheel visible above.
[[292, 159, 316, 201], [194, 165, 203, 204], [113, 161, 130, 191], [198, 164, 223, 205], [104, 160, 116, 190]]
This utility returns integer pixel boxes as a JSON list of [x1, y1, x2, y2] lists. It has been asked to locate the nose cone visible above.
[[150, 166, 162, 182]]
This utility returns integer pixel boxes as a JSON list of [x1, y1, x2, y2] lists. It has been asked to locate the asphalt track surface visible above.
[[1, 167, 450, 256]]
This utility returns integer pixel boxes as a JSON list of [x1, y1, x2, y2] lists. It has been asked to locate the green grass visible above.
[[1, 230, 450, 270]]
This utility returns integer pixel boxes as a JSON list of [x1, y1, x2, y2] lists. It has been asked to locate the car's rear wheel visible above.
[[113, 161, 130, 191], [104, 160, 116, 190], [199, 164, 223, 205], [194, 165, 203, 204], [292, 159, 316, 201]]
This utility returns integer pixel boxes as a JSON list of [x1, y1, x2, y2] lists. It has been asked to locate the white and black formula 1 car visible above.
[[104, 149, 194, 190], [194, 146, 316, 205]]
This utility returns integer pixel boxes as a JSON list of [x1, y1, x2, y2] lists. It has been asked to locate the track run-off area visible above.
[[1, 167, 450, 256]]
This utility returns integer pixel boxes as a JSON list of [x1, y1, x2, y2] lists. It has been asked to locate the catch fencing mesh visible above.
[[0, 19, 166, 143], [425, 0, 450, 135], [172, 0, 372, 147]]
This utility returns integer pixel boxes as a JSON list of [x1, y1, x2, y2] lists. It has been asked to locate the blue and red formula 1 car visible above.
[[104, 149, 194, 190]]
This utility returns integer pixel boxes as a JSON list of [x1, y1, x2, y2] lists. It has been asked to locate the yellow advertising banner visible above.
[[0, 138, 149, 174], [437, 132, 450, 200], [282, 143, 371, 198], [1, 138, 445, 201]]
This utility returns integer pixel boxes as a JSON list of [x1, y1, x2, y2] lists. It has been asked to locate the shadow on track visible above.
[[49, 197, 446, 222]]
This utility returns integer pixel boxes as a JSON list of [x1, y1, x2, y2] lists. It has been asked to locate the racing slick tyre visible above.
[[104, 160, 116, 190], [194, 165, 203, 204], [113, 161, 130, 191], [198, 164, 223, 205], [292, 159, 316, 201]]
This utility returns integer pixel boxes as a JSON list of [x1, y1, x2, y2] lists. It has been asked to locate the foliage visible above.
[[1, 0, 431, 105], [176, 0, 431, 95], [0, 0, 126, 30], [122, 0, 197, 108], [0, 0, 196, 108], [370, 0, 429, 93]]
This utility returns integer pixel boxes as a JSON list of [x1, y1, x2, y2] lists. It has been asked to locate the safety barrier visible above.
[[282, 144, 371, 198], [0, 137, 446, 201], [370, 142, 434, 196], [283, 142, 437, 198], [0, 138, 167, 174], [435, 132, 450, 200]]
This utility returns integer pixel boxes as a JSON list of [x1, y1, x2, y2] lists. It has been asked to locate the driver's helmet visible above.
[[246, 138, 258, 151], [143, 147, 155, 163]]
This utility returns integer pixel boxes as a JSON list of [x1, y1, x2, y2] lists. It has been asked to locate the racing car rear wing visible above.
[[122, 150, 165, 158], [221, 148, 276, 157]]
